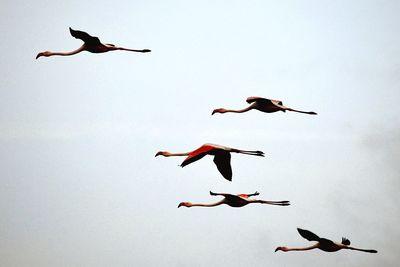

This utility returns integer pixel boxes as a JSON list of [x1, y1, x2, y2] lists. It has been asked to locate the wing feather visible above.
[[246, 96, 285, 106], [213, 152, 232, 181], [180, 145, 215, 167], [246, 96, 271, 104], [69, 28, 101, 45], [341, 237, 351, 245], [297, 228, 321, 242], [180, 153, 207, 167]]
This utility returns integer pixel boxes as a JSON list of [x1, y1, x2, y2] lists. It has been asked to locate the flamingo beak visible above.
[[212, 109, 221, 115]]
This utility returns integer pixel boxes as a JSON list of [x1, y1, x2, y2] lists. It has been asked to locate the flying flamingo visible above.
[[212, 97, 317, 115], [275, 228, 377, 253], [178, 191, 290, 208], [36, 28, 151, 59], [155, 143, 264, 181]]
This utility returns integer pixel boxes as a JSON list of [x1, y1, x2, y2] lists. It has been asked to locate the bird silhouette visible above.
[[155, 143, 264, 181], [212, 97, 317, 115], [275, 228, 377, 253], [178, 191, 290, 208], [36, 28, 151, 59]]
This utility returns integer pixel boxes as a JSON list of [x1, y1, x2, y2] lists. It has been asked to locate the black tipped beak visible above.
[[142, 49, 151, 53], [274, 248, 279, 252]]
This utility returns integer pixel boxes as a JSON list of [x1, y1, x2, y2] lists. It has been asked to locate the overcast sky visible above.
[[1, 0, 399, 266]]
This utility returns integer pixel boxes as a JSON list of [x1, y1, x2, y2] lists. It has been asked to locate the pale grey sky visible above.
[[1, 0, 399, 266]]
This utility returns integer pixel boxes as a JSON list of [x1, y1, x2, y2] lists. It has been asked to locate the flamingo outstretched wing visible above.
[[246, 96, 272, 104], [297, 228, 321, 242], [180, 145, 215, 167], [69, 28, 101, 46], [341, 237, 351, 245], [246, 97, 284, 107], [213, 152, 232, 181]]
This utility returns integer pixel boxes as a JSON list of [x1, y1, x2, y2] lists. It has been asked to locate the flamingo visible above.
[[155, 143, 264, 181], [275, 228, 377, 253], [36, 28, 151, 59], [212, 97, 317, 115], [178, 191, 290, 208]]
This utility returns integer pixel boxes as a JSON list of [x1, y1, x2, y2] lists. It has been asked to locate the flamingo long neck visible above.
[[346, 247, 377, 253], [224, 105, 254, 114], [165, 152, 190, 157], [191, 200, 225, 208], [47, 46, 85, 57], [284, 244, 319, 251]]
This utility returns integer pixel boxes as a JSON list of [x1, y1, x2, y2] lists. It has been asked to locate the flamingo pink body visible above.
[[155, 143, 264, 181], [36, 28, 151, 59], [275, 228, 377, 253], [212, 96, 317, 115], [178, 191, 290, 208]]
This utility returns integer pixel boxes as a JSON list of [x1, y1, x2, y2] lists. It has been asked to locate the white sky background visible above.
[[1, 0, 399, 266]]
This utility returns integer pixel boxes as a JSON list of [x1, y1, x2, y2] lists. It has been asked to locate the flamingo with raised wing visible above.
[[212, 97, 317, 115], [178, 191, 290, 208], [155, 143, 264, 181], [36, 28, 151, 59], [275, 228, 377, 253]]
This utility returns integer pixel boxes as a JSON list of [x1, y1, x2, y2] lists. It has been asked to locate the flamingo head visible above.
[[212, 108, 227, 115], [155, 151, 170, 157], [178, 202, 193, 208], [274, 246, 288, 252], [36, 51, 51, 59]]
